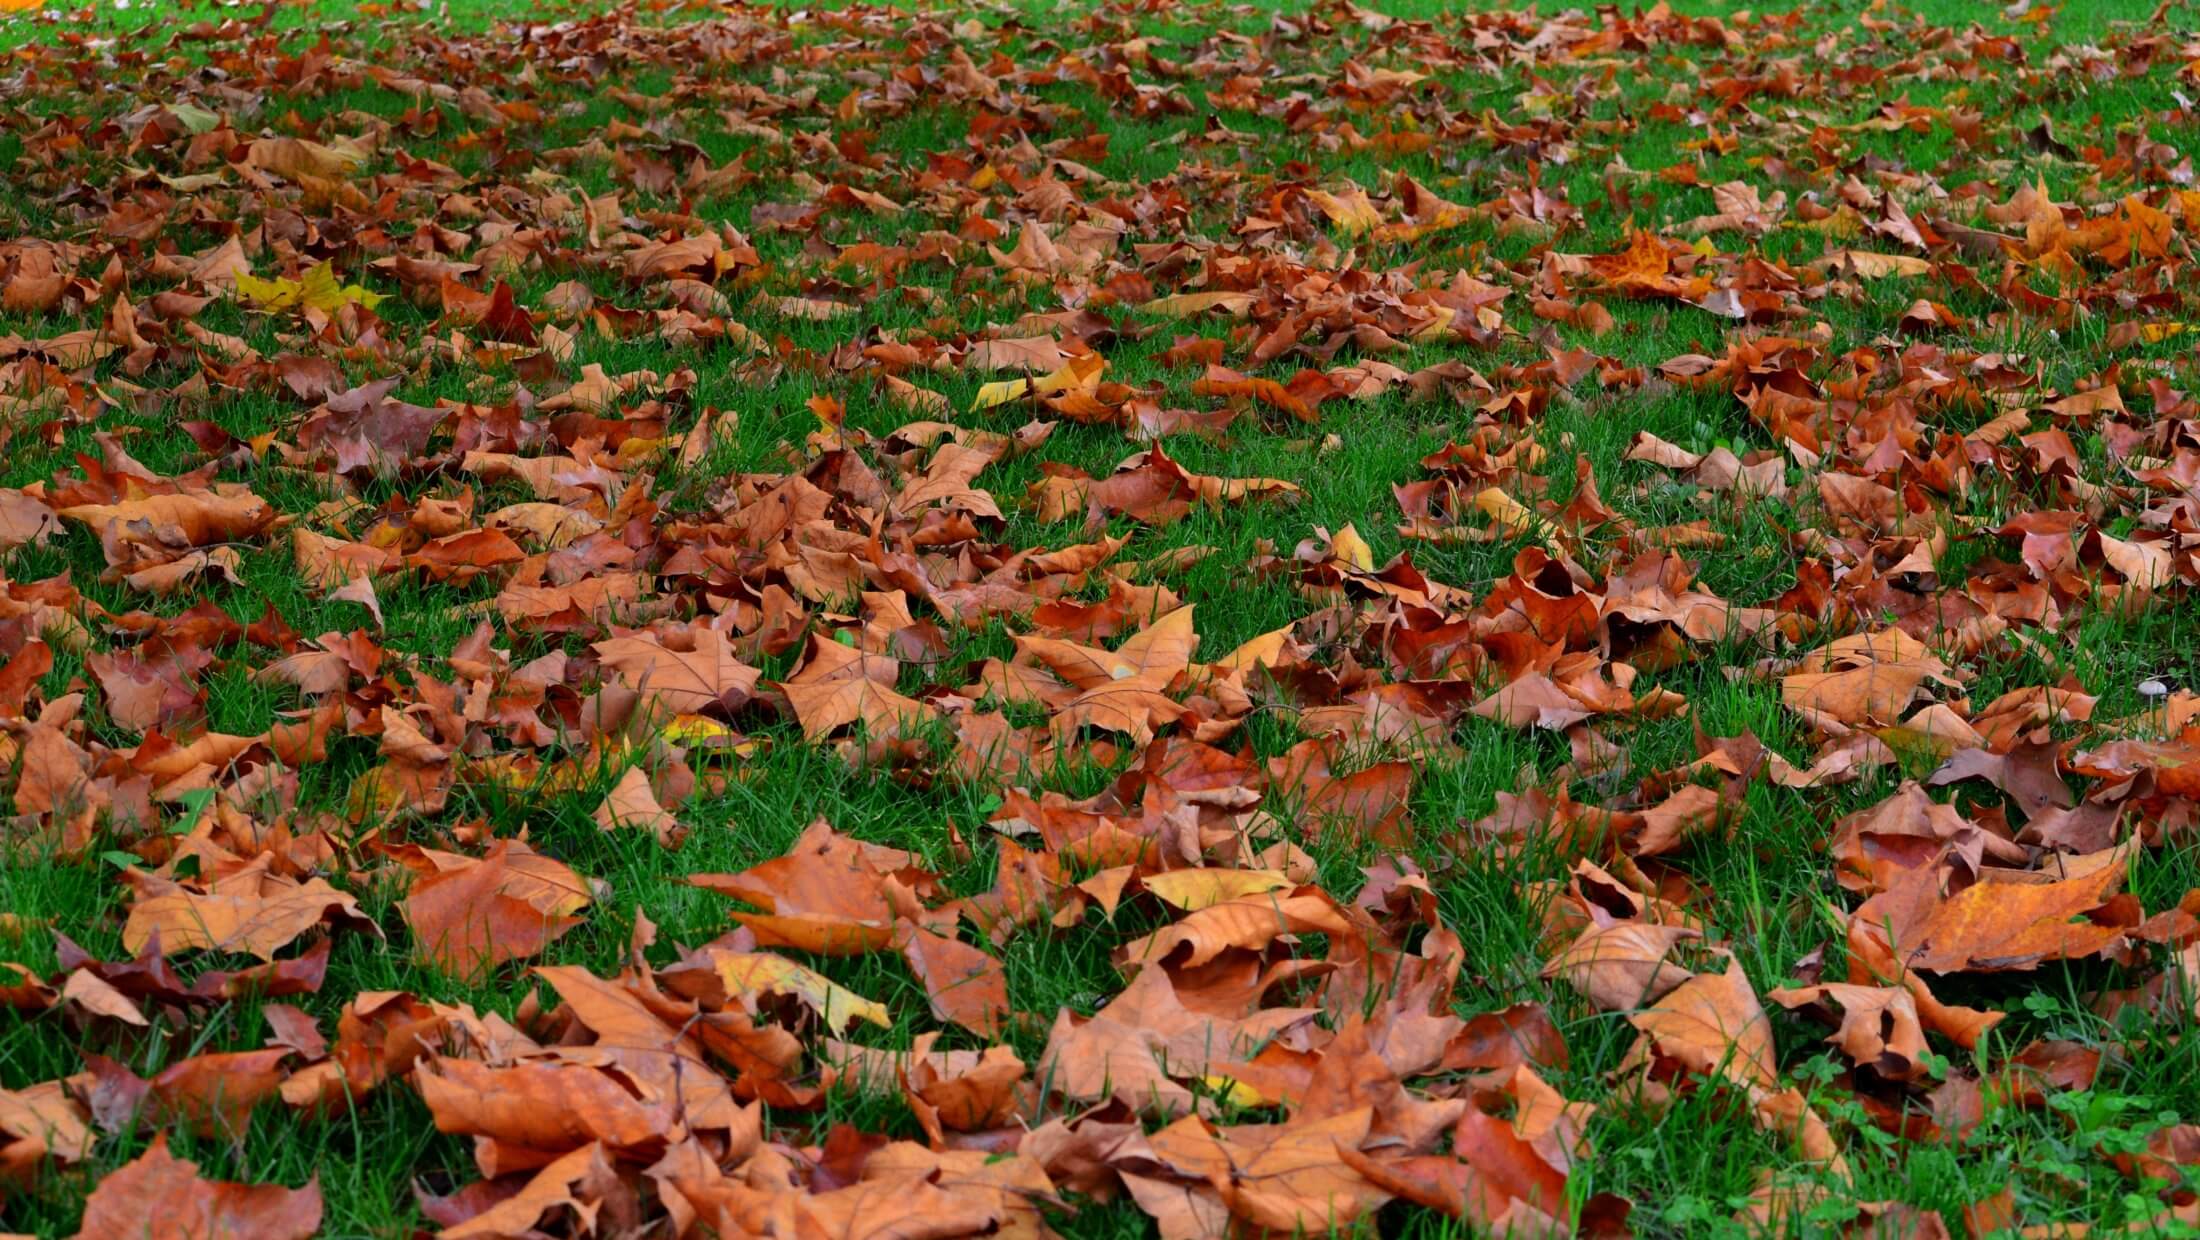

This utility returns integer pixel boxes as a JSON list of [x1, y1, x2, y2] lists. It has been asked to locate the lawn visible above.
[[0, 0, 2197, 1234]]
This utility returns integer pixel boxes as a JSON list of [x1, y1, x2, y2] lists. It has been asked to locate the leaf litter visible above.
[[0, 0, 2199, 1235]]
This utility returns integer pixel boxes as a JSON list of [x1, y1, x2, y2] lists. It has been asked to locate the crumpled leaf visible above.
[[122, 860, 373, 962], [76, 1135, 321, 1240]]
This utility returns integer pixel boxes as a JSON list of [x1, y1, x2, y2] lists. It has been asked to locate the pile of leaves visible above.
[[4, 0, 2200, 1233]]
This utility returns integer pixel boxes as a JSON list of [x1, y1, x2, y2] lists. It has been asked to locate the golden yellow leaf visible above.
[[235, 262, 384, 313], [969, 352, 1104, 411], [709, 951, 889, 1034], [1143, 868, 1294, 912], [1474, 487, 1554, 541]]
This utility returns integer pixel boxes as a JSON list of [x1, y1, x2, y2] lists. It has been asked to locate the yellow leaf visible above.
[[970, 352, 1102, 411], [1215, 625, 1294, 672], [168, 102, 222, 134], [1201, 1072, 1271, 1107], [1034, 352, 1103, 395], [1330, 524, 1375, 572], [1475, 487, 1555, 542], [1792, 210, 1864, 241], [663, 714, 738, 744], [711, 951, 888, 1034], [236, 262, 383, 313], [1139, 290, 1255, 318], [298, 262, 386, 312], [1143, 867, 1294, 912], [1516, 91, 1563, 117], [969, 377, 1033, 411], [1408, 303, 1457, 342], [233, 271, 303, 310], [1305, 187, 1383, 236]]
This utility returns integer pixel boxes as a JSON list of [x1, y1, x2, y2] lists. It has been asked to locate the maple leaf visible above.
[[0, 1080, 93, 1182], [54, 489, 274, 572], [688, 819, 934, 955], [430, 1143, 617, 1240], [1766, 982, 2001, 1082], [970, 352, 1105, 411], [663, 947, 890, 1035], [415, 1055, 681, 1156], [293, 377, 448, 479], [1305, 186, 1385, 236], [234, 262, 386, 313], [16, 0, 2200, 1227], [77, 1136, 321, 1240], [1544, 919, 1701, 1012], [1016, 604, 1198, 689], [121, 858, 374, 962], [395, 840, 592, 977], [779, 637, 939, 741], [592, 765, 686, 848], [1781, 629, 1964, 728], [1038, 1006, 1201, 1119], [246, 135, 368, 181], [1850, 845, 2139, 975], [1118, 886, 1364, 973], [900, 1041, 1027, 1138], [1627, 957, 1776, 1091], [594, 624, 762, 717], [1142, 867, 1294, 911], [894, 922, 1009, 1037]]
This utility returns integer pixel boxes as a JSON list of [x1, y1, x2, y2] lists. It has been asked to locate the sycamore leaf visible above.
[[674, 948, 889, 1034], [1142, 867, 1294, 912], [235, 262, 385, 312], [78, 1137, 321, 1240]]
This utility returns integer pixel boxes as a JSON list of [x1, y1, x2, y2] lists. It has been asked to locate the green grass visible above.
[[1, 0, 2199, 1234]]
